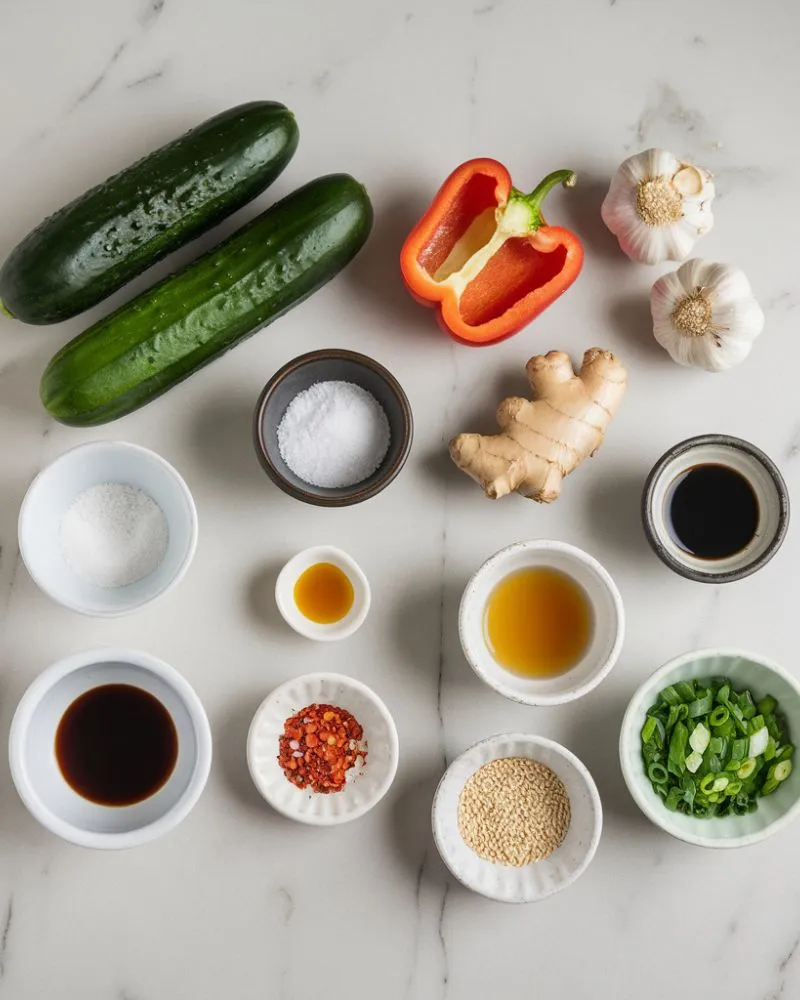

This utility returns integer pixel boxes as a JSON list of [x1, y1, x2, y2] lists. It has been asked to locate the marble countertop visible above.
[[2, 0, 799, 997]]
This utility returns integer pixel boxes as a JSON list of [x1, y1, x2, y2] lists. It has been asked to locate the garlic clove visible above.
[[602, 148, 715, 264]]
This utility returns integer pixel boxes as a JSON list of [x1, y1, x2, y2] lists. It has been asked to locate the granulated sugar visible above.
[[277, 380, 391, 489], [60, 482, 169, 588]]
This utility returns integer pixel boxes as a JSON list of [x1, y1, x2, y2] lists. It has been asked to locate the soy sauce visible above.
[[55, 684, 178, 806], [666, 463, 759, 559]]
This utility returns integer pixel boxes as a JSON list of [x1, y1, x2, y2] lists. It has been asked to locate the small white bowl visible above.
[[9, 647, 212, 850], [247, 672, 398, 825], [459, 540, 625, 706], [19, 441, 198, 617], [620, 648, 800, 849], [432, 734, 602, 903], [274, 545, 370, 641]]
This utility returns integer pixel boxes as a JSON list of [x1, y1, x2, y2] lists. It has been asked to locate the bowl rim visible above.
[[252, 348, 414, 507], [17, 440, 199, 618], [274, 545, 371, 641], [246, 671, 399, 825], [641, 433, 790, 584], [458, 539, 625, 706], [431, 732, 603, 903], [8, 646, 212, 850], [619, 646, 800, 848]]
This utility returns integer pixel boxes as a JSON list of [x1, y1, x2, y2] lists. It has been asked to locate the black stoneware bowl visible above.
[[641, 433, 789, 584], [253, 349, 413, 507]]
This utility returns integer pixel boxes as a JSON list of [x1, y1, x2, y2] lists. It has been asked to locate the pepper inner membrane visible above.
[[417, 173, 499, 277]]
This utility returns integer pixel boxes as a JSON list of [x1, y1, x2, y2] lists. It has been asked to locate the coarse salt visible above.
[[276, 380, 391, 489], [59, 482, 169, 589]]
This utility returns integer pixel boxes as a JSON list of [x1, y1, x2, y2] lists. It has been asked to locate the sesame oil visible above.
[[293, 562, 354, 624], [484, 566, 592, 677]]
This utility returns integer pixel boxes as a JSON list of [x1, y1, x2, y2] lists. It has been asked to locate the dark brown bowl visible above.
[[253, 349, 413, 507]]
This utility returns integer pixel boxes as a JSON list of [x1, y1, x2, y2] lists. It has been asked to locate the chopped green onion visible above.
[[775, 760, 793, 782], [685, 751, 703, 773], [758, 695, 778, 716], [660, 685, 681, 707], [689, 690, 714, 717], [731, 738, 748, 761], [642, 679, 791, 820], [642, 716, 658, 744], [737, 758, 757, 779], [648, 762, 669, 785], [749, 726, 769, 758], [709, 705, 730, 727], [689, 723, 710, 754]]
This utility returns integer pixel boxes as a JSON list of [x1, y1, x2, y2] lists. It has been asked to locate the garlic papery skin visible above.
[[601, 149, 715, 264], [650, 259, 765, 372]]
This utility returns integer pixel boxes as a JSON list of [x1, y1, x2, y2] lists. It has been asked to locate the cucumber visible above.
[[41, 174, 373, 426], [0, 101, 299, 325]]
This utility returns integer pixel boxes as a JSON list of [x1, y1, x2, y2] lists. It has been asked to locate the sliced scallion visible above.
[[685, 751, 703, 774], [709, 705, 730, 727], [689, 723, 710, 754]]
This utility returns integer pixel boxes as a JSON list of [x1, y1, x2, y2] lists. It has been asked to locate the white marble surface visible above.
[[1, 1, 799, 997]]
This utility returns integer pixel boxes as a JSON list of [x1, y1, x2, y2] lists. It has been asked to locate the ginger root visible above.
[[450, 348, 627, 502]]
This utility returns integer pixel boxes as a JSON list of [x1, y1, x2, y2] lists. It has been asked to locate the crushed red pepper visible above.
[[278, 703, 367, 793]]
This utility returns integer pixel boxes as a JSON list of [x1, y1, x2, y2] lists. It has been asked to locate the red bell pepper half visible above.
[[400, 159, 583, 346]]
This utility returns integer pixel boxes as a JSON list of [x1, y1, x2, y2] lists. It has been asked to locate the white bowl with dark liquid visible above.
[[9, 648, 212, 849], [642, 434, 789, 584]]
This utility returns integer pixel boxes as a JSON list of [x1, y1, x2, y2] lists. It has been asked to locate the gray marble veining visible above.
[[1, 1, 799, 998]]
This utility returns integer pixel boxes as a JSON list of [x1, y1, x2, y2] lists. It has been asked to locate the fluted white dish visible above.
[[620, 648, 800, 848], [247, 672, 398, 825], [432, 733, 602, 903]]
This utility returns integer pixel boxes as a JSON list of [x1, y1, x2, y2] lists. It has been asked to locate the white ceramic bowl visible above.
[[459, 540, 625, 706], [274, 545, 370, 641], [19, 441, 198, 617], [247, 672, 398, 825], [9, 647, 212, 849], [432, 734, 602, 903], [620, 648, 800, 848]]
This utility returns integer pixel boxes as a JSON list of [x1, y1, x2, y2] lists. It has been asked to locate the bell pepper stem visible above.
[[508, 169, 577, 232]]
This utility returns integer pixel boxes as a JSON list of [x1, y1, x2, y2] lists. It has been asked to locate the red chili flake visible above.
[[278, 703, 366, 794]]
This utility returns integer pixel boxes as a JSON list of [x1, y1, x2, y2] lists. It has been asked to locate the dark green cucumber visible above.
[[41, 174, 373, 426], [0, 101, 298, 325]]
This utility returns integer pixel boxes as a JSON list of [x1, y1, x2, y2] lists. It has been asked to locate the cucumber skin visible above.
[[41, 174, 373, 426], [0, 101, 298, 325]]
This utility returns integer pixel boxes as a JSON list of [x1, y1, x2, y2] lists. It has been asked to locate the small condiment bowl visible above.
[[275, 545, 370, 641], [642, 433, 789, 584], [432, 733, 602, 903], [253, 348, 413, 507], [459, 540, 625, 706], [247, 672, 399, 825], [9, 647, 212, 850], [620, 648, 800, 849], [18, 441, 198, 617]]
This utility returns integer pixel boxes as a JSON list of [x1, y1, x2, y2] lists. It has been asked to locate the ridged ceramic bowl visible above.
[[432, 734, 602, 903], [247, 672, 399, 825], [620, 648, 800, 848]]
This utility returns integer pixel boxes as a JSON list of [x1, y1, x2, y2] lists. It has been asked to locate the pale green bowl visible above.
[[620, 648, 800, 848]]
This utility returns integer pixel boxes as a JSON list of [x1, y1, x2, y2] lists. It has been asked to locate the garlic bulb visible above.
[[601, 149, 715, 264], [650, 259, 765, 372]]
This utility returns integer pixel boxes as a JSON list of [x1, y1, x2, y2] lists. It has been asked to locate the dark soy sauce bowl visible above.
[[253, 349, 413, 507], [642, 434, 790, 584]]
